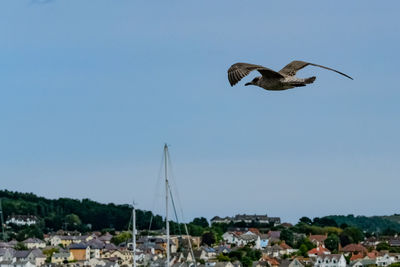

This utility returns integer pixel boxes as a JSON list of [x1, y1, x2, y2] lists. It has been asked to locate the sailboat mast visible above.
[[132, 203, 136, 267], [164, 144, 170, 267]]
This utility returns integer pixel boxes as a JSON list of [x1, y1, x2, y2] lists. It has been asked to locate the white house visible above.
[[222, 232, 239, 245], [0, 261, 36, 267], [22, 238, 46, 249], [314, 254, 346, 267], [376, 253, 395, 266]]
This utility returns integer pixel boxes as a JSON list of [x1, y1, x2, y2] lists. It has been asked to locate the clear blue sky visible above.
[[1, 1, 399, 224]]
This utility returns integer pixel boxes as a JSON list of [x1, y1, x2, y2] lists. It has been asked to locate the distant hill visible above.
[[323, 215, 400, 233], [0, 190, 164, 232]]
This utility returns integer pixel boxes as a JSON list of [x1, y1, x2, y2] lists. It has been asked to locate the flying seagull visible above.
[[228, 60, 353, 91]]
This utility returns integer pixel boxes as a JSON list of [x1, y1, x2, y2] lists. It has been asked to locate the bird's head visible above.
[[245, 77, 260, 86]]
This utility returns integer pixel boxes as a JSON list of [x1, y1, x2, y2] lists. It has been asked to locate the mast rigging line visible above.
[[165, 146, 196, 267], [144, 145, 197, 267], [147, 148, 166, 234]]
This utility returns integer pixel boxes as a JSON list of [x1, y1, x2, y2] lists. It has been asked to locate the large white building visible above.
[[211, 214, 280, 225], [314, 254, 346, 267], [5, 215, 38, 226]]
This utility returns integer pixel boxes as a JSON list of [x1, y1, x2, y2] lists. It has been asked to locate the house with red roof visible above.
[[308, 234, 328, 247], [307, 246, 331, 258], [340, 244, 367, 256], [260, 255, 280, 267]]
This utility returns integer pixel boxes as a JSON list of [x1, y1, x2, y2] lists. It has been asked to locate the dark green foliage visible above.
[[191, 217, 209, 228], [280, 229, 294, 247], [297, 244, 309, 257], [325, 234, 340, 252], [201, 232, 216, 246], [111, 231, 132, 245], [324, 215, 400, 234], [299, 217, 312, 225], [15, 225, 44, 241], [217, 254, 230, 262], [187, 224, 204, 237], [295, 237, 315, 250], [246, 248, 261, 261], [14, 242, 28, 250], [225, 246, 261, 266], [339, 226, 364, 246], [241, 256, 253, 267], [339, 233, 352, 247], [313, 217, 338, 227], [376, 242, 390, 251], [344, 254, 351, 264], [296, 237, 315, 257], [228, 250, 244, 261], [0, 190, 163, 232], [210, 223, 229, 232], [383, 228, 397, 236], [389, 264, 400, 267]]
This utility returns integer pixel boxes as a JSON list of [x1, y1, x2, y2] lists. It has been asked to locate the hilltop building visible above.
[[211, 214, 281, 225], [5, 215, 38, 226]]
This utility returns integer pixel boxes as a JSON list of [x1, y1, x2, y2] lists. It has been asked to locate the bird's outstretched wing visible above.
[[279, 60, 353, 80], [228, 62, 284, 86]]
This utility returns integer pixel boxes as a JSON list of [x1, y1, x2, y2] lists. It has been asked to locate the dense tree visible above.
[[325, 234, 340, 252], [339, 233, 353, 247], [340, 227, 364, 246], [191, 217, 209, 228], [246, 248, 261, 261], [280, 229, 295, 247], [297, 244, 309, 257], [187, 224, 204, 237], [14, 242, 28, 250], [313, 217, 338, 227], [322, 215, 400, 234], [216, 254, 230, 262], [64, 214, 82, 230], [201, 232, 216, 246], [0, 190, 163, 232], [295, 237, 315, 251], [383, 228, 397, 236], [299, 217, 312, 225], [15, 225, 43, 241], [111, 231, 132, 245], [228, 250, 243, 261], [376, 242, 390, 251], [241, 256, 253, 267]]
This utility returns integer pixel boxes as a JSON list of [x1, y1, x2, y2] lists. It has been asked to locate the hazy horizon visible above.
[[3, 187, 398, 225]]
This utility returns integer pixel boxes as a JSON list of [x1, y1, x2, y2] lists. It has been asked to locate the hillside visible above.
[[0, 190, 164, 232], [323, 214, 400, 233]]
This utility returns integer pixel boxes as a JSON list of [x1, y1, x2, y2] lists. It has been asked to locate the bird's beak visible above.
[[245, 82, 251, 86]]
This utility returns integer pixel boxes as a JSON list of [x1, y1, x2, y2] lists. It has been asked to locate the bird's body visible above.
[[227, 61, 352, 91]]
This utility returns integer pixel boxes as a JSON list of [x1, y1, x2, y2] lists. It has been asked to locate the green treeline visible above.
[[324, 215, 400, 233], [0, 190, 164, 232]]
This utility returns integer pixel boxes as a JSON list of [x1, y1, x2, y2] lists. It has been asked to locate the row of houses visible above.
[[211, 214, 281, 226], [0, 248, 46, 266]]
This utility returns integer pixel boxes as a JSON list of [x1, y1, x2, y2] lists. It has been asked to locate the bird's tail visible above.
[[305, 76, 316, 84]]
